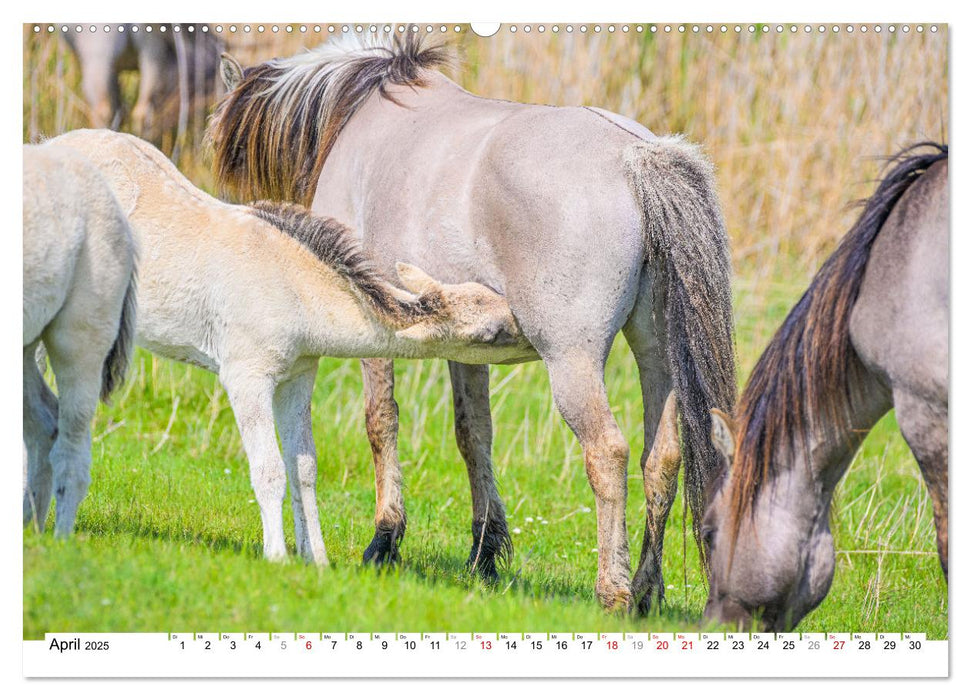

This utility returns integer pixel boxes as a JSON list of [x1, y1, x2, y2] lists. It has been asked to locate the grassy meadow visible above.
[[22, 24, 948, 638]]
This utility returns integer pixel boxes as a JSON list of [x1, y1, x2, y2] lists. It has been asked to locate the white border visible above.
[[6, 0, 963, 694]]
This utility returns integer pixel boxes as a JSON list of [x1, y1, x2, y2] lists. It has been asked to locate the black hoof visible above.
[[465, 519, 512, 583], [465, 552, 500, 583], [362, 523, 403, 566], [636, 588, 665, 617]]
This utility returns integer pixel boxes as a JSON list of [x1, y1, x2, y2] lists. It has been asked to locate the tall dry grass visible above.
[[24, 23, 948, 274]]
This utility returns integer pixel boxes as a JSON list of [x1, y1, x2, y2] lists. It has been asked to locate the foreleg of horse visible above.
[[222, 371, 288, 561], [360, 358, 406, 564], [546, 354, 632, 612], [274, 365, 329, 566], [895, 389, 948, 577], [23, 343, 58, 532], [448, 362, 510, 582]]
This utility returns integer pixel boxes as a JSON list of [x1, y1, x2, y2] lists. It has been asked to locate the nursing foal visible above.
[[51, 128, 532, 564]]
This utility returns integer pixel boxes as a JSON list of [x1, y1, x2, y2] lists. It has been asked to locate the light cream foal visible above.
[[50, 128, 533, 565]]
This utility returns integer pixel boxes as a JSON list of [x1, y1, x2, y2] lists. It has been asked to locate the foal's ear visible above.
[[395, 262, 442, 296], [709, 408, 737, 462], [220, 53, 244, 91]]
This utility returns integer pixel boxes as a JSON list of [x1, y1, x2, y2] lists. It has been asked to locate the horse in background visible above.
[[208, 33, 737, 613], [23, 142, 137, 537], [702, 143, 948, 631], [64, 25, 222, 156]]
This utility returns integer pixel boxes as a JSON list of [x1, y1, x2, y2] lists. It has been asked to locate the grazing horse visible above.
[[64, 25, 222, 150], [208, 33, 737, 612], [23, 143, 137, 536], [702, 143, 948, 631], [50, 128, 532, 564]]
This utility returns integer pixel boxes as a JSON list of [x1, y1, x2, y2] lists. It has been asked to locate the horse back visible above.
[[22, 144, 134, 346], [850, 159, 948, 399], [314, 77, 648, 313]]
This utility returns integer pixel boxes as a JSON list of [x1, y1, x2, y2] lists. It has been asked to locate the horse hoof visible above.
[[635, 589, 665, 617], [466, 555, 499, 584], [362, 529, 401, 566], [597, 584, 633, 614]]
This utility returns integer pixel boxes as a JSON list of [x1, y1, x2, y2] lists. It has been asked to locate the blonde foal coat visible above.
[[50, 128, 531, 564], [23, 143, 137, 537]]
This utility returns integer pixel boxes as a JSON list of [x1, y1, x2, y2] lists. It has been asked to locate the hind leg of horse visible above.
[[624, 330, 677, 615], [449, 362, 510, 581], [23, 343, 58, 531], [42, 333, 106, 537], [361, 358, 406, 565], [274, 364, 328, 566], [546, 353, 632, 611], [623, 274, 682, 614], [222, 370, 288, 561], [894, 389, 948, 577]]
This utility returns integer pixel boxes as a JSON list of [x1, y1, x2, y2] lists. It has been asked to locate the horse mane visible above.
[[249, 201, 440, 327], [207, 32, 453, 206], [725, 142, 949, 549]]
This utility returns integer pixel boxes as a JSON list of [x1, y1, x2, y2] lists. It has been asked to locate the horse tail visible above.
[[101, 267, 137, 403], [624, 135, 737, 569]]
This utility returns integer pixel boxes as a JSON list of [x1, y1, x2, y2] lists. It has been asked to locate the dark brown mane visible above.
[[726, 142, 949, 548], [249, 201, 440, 326], [207, 33, 452, 206]]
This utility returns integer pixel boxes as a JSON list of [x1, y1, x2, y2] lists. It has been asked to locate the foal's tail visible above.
[[624, 136, 737, 569], [101, 270, 137, 403]]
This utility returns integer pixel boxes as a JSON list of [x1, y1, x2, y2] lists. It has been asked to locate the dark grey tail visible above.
[[624, 136, 738, 569], [100, 271, 137, 403]]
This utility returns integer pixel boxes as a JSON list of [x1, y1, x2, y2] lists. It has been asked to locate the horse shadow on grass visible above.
[[382, 544, 705, 629], [66, 514, 266, 560], [51, 511, 704, 628]]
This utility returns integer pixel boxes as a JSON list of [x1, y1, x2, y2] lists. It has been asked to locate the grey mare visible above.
[[702, 143, 948, 631], [208, 34, 737, 612]]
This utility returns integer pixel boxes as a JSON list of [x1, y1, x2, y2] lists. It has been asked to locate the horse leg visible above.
[[894, 389, 948, 577], [222, 370, 288, 561], [42, 334, 104, 537], [623, 298, 678, 615], [23, 343, 58, 532], [546, 353, 632, 611], [360, 358, 406, 564], [274, 364, 329, 565], [449, 362, 510, 581], [133, 45, 167, 142]]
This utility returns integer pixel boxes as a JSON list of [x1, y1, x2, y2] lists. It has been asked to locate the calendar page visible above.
[[21, 16, 949, 679]]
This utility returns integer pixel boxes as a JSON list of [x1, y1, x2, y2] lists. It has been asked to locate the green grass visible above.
[[22, 261, 947, 639]]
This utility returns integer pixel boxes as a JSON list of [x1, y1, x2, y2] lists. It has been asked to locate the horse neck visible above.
[[299, 298, 444, 361], [788, 363, 893, 497]]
